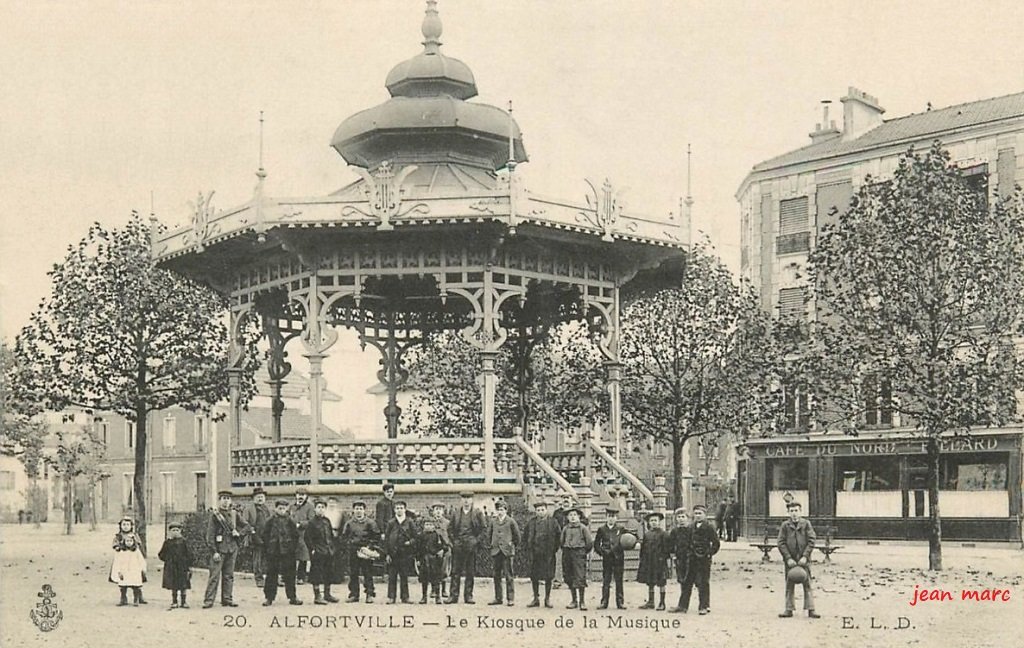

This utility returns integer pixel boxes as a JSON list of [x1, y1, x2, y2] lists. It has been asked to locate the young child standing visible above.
[[158, 521, 193, 609], [636, 511, 669, 610], [668, 508, 692, 613], [418, 517, 450, 604], [559, 506, 593, 611], [110, 517, 148, 606]]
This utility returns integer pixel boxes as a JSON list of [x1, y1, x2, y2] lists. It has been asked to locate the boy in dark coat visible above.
[[593, 507, 626, 610], [305, 499, 338, 604], [678, 504, 720, 615], [243, 487, 272, 587], [375, 484, 397, 542], [524, 500, 560, 608], [418, 517, 450, 604], [384, 500, 418, 604], [341, 501, 380, 603], [777, 500, 819, 619], [637, 511, 670, 610], [290, 489, 315, 585], [262, 499, 303, 606], [668, 508, 692, 612], [559, 506, 593, 610], [158, 521, 192, 609]]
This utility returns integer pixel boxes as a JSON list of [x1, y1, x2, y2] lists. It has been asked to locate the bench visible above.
[[749, 525, 779, 562], [816, 526, 842, 562]]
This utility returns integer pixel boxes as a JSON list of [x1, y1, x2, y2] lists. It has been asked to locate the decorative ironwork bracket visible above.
[[342, 161, 430, 230]]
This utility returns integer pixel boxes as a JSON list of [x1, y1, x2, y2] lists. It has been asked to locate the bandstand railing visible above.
[[232, 438, 520, 487]]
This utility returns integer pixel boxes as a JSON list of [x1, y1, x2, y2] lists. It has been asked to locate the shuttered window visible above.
[[778, 287, 807, 320], [997, 148, 1016, 199], [779, 197, 809, 235]]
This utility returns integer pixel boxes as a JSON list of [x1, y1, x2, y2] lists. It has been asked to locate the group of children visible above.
[[114, 488, 818, 619]]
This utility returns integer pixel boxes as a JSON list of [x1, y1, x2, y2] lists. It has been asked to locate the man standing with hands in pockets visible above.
[[777, 500, 820, 619]]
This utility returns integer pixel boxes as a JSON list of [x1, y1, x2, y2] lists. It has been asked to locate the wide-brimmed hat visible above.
[[646, 511, 665, 521]]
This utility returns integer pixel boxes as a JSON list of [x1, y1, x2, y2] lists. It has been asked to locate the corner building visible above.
[[735, 88, 1024, 542]]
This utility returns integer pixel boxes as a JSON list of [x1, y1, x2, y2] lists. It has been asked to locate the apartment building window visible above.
[[961, 163, 988, 207], [194, 416, 207, 449], [778, 286, 807, 320], [97, 420, 109, 445], [783, 382, 812, 432], [125, 421, 135, 449], [162, 417, 176, 449], [123, 473, 134, 508], [863, 374, 893, 427], [0, 471, 15, 490], [161, 472, 175, 512], [697, 441, 720, 460], [777, 196, 810, 254]]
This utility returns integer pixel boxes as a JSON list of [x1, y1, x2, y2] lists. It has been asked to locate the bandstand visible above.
[[152, 1, 685, 520]]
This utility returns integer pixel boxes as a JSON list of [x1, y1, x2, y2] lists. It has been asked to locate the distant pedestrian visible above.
[[158, 521, 193, 609], [109, 517, 148, 607], [637, 511, 670, 610], [74, 498, 84, 524], [725, 497, 740, 542], [714, 500, 727, 539], [777, 500, 820, 619]]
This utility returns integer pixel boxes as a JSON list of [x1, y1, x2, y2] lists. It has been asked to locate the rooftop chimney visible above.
[[809, 99, 840, 144], [840, 87, 885, 141]]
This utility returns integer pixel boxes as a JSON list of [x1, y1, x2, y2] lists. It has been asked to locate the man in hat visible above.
[[678, 504, 720, 615], [446, 491, 487, 604], [594, 506, 626, 610], [203, 490, 251, 608], [375, 483, 397, 544], [523, 500, 560, 608], [560, 506, 593, 610], [777, 500, 819, 618], [486, 500, 521, 606], [305, 499, 338, 605], [384, 500, 418, 604], [262, 498, 303, 606], [341, 501, 380, 603], [244, 487, 272, 587], [290, 488, 315, 585]]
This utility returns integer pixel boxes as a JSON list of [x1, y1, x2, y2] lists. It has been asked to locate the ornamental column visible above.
[[480, 350, 498, 485], [301, 269, 337, 485], [227, 368, 243, 447], [605, 360, 623, 462]]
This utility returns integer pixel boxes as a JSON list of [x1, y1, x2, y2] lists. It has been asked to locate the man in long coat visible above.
[[305, 499, 338, 605], [244, 487, 272, 587], [523, 501, 560, 608], [384, 500, 418, 604], [262, 499, 303, 606], [445, 491, 487, 604], [289, 488, 315, 584]]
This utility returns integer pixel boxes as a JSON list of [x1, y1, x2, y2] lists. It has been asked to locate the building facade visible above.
[[736, 88, 1024, 541]]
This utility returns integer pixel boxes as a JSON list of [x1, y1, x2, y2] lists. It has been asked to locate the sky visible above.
[[2, 0, 1024, 409]]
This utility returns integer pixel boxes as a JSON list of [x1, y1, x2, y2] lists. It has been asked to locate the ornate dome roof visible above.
[[332, 0, 527, 171]]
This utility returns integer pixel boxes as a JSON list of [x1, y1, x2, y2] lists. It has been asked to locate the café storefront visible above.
[[737, 430, 1023, 542]]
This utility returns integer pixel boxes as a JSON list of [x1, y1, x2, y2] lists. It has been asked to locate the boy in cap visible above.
[[446, 491, 487, 604], [203, 490, 250, 609], [559, 506, 593, 610], [777, 500, 820, 619], [668, 507, 692, 612], [418, 516, 450, 604], [428, 503, 452, 599], [305, 499, 338, 604], [384, 500, 418, 604], [262, 499, 303, 606], [376, 483, 397, 543], [637, 511, 670, 610], [244, 487, 272, 588], [341, 501, 380, 603], [678, 503, 720, 615], [158, 521, 193, 609], [290, 488, 315, 585], [487, 500, 521, 606], [524, 500, 560, 608], [594, 506, 626, 610]]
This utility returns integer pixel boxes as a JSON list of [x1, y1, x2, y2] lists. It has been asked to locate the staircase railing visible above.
[[587, 437, 654, 507], [516, 437, 576, 499]]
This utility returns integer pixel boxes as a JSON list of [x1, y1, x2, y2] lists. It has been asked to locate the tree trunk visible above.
[[30, 476, 42, 528], [927, 437, 943, 571], [133, 405, 149, 554], [89, 477, 98, 531], [671, 440, 685, 510]]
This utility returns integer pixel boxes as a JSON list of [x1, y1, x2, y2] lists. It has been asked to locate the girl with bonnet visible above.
[[110, 516, 148, 606]]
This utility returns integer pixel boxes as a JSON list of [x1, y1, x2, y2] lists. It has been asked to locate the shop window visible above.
[[768, 458, 809, 491], [835, 456, 899, 491], [940, 453, 1007, 491]]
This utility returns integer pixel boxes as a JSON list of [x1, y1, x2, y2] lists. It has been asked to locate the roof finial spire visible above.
[[422, 0, 442, 54], [507, 100, 517, 171], [256, 110, 267, 179], [685, 144, 694, 249]]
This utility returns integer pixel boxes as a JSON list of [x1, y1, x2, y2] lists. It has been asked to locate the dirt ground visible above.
[[2, 523, 1022, 648]]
